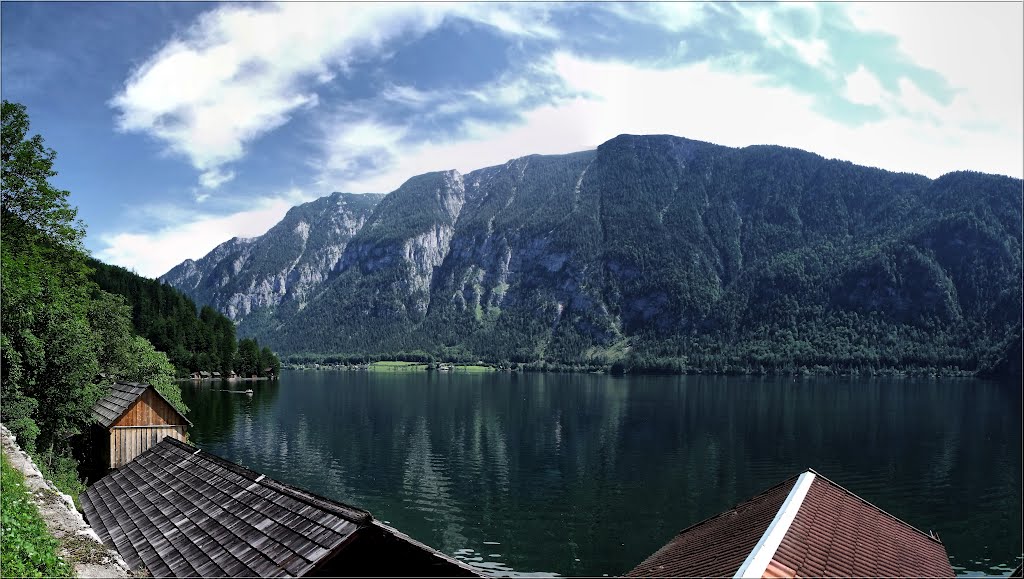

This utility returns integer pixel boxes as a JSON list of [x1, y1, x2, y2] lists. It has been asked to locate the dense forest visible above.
[[165, 136, 1022, 378], [89, 259, 280, 378]]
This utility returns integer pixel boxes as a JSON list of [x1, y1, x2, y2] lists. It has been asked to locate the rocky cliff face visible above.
[[162, 192, 382, 321], [161, 135, 1022, 371]]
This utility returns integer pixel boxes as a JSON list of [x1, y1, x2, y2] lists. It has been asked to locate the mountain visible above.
[[163, 192, 383, 321], [161, 135, 1022, 375]]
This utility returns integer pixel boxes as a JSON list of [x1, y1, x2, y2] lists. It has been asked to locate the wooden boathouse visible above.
[[90, 381, 191, 470], [625, 468, 954, 578], [81, 438, 480, 577]]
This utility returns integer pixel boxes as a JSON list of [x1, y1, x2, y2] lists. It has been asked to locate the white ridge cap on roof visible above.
[[733, 470, 816, 579]]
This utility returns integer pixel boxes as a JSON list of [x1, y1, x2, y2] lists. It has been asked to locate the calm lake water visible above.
[[181, 371, 1022, 577]]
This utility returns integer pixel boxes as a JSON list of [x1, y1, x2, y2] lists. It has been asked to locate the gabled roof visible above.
[[626, 476, 798, 578], [769, 471, 953, 578], [626, 469, 954, 578], [90, 382, 192, 428], [81, 438, 480, 578]]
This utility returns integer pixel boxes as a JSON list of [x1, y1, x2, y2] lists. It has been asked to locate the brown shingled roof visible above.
[[625, 476, 798, 577], [772, 473, 954, 578], [625, 469, 954, 579]]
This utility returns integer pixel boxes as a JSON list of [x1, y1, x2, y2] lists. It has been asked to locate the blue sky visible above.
[[3, 2, 1021, 278]]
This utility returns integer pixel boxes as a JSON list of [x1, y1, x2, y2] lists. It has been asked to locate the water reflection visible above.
[[181, 372, 1022, 577]]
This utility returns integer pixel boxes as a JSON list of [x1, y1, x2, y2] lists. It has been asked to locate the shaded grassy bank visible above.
[[0, 450, 73, 578]]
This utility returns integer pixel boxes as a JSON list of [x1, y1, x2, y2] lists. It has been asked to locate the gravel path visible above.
[[1, 424, 132, 578]]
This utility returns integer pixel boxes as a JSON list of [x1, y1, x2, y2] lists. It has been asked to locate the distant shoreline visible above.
[[176, 376, 276, 382], [279, 360, 988, 379]]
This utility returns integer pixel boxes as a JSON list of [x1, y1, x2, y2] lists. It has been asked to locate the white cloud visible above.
[[844, 65, 886, 106], [320, 52, 1021, 196], [323, 99, 602, 193], [846, 3, 1023, 132], [376, 74, 544, 119], [552, 55, 1021, 178], [111, 2, 558, 188], [95, 189, 314, 278], [605, 3, 707, 32], [319, 119, 409, 182], [742, 3, 833, 69], [198, 168, 235, 189], [380, 84, 440, 108], [316, 70, 567, 190]]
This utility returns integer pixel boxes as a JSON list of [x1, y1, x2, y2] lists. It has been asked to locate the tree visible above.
[[1, 100, 94, 452], [1, 101, 84, 251], [259, 346, 280, 376], [88, 291, 187, 413], [235, 338, 260, 377]]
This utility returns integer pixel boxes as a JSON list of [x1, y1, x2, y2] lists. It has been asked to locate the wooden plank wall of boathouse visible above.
[[107, 388, 189, 468], [109, 425, 187, 469]]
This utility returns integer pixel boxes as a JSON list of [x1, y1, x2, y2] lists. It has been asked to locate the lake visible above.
[[181, 371, 1022, 576]]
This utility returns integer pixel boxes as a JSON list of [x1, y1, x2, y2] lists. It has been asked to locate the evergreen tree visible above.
[[235, 338, 260, 377]]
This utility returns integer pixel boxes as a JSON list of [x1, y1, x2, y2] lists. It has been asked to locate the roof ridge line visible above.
[[667, 474, 803, 538], [806, 468, 945, 545], [162, 438, 373, 525], [369, 520, 483, 575], [734, 471, 816, 578], [124, 382, 194, 427], [261, 477, 373, 525]]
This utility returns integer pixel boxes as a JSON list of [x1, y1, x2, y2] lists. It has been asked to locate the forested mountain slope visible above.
[[90, 259, 279, 377], [162, 134, 1022, 375]]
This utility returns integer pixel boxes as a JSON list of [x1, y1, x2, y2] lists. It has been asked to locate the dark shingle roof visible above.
[[625, 476, 797, 577], [91, 382, 147, 427], [773, 473, 954, 578], [625, 470, 954, 578], [81, 438, 479, 578], [90, 381, 191, 428], [82, 438, 366, 577]]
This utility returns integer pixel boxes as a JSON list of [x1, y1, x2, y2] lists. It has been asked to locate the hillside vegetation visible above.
[[0, 101, 281, 505], [164, 136, 1022, 377], [2, 101, 187, 496], [89, 259, 280, 378]]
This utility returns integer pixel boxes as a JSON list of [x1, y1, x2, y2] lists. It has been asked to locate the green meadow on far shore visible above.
[[366, 361, 495, 373], [367, 361, 428, 372]]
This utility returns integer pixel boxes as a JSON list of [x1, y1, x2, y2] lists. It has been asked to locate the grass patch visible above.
[[368, 361, 429, 372], [451, 365, 495, 373], [1, 450, 74, 578]]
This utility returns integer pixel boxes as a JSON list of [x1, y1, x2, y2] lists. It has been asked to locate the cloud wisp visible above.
[[110, 2, 558, 191], [95, 189, 313, 278]]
